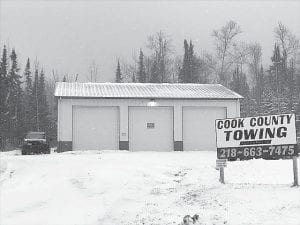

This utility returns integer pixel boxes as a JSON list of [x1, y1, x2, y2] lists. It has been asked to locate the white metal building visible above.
[[54, 82, 242, 152]]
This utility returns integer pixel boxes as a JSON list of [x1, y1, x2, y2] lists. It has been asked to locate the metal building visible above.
[[55, 82, 242, 152]]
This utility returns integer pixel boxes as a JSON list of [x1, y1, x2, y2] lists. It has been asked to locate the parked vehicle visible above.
[[22, 132, 50, 155]]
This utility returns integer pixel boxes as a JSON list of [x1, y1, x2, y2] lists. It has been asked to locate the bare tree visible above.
[[119, 51, 139, 82], [212, 20, 242, 85], [229, 42, 251, 74], [201, 52, 218, 83], [274, 22, 300, 62], [247, 43, 262, 84], [147, 30, 173, 82], [87, 60, 100, 82]]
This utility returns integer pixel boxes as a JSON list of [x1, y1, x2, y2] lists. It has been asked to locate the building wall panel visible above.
[[57, 98, 240, 152]]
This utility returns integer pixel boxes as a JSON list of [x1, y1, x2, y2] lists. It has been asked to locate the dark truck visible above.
[[22, 132, 50, 155]]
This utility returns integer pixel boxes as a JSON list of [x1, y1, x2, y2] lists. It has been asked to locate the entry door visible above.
[[183, 107, 226, 151], [129, 107, 173, 151], [73, 106, 119, 150]]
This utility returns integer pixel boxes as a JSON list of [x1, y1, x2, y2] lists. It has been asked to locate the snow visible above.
[[0, 150, 299, 225]]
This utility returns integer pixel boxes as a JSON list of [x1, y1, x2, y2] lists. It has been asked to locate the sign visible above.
[[147, 122, 155, 129], [215, 114, 298, 160], [216, 159, 227, 168]]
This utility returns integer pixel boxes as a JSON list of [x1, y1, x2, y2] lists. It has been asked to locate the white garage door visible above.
[[129, 107, 173, 151], [73, 106, 119, 151], [183, 107, 226, 151]]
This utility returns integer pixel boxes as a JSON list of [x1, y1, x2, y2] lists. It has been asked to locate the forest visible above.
[[0, 20, 299, 150]]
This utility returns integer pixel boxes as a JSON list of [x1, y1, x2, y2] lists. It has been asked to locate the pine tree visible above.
[[137, 49, 146, 83], [178, 40, 201, 83], [286, 61, 298, 113], [266, 43, 294, 114], [32, 68, 39, 131], [188, 40, 194, 83], [115, 60, 122, 83], [7, 49, 24, 143], [269, 44, 284, 92], [0, 46, 9, 149], [178, 40, 189, 83], [188, 40, 199, 83], [38, 69, 49, 133], [24, 58, 34, 132]]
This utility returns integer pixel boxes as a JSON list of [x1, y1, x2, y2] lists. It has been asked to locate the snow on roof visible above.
[[54, 82, 243, 99]]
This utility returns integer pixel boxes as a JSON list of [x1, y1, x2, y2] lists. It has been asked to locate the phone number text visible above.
[[217, 145, 298, 160]]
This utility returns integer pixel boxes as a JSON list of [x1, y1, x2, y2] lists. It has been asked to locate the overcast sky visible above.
[[1, 0, 300, 82]]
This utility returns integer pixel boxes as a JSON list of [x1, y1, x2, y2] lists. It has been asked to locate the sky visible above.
[[1, 0, 300, 82]]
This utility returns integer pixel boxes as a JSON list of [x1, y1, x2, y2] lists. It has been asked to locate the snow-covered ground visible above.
[[0, 150, 299, 225]]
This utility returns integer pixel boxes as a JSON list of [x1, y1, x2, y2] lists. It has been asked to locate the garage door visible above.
[[73, 106, 119, 150], [129, 107, 173, 151], [183, 107, 226, 151]]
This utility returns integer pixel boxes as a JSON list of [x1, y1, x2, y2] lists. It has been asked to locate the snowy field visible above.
[[0, 150, 300, 225]]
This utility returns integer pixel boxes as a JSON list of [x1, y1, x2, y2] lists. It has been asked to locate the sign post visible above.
[[216, 159, 227, 184], [293, 157, 299, 186], [215, 114, 299, 185]]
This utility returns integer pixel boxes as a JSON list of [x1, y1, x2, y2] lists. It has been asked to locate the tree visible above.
[[45, 69, 59, 147], [201, 52, 218, 83], [212, 20, 242, 85], [230, 65, 249, 97], [137, 49, 146, 83], [188, 40, 197, 83], [286, 61, 299, 112], [0, 46, 59, 149], [24, 58, 35, 132], [32, 68, 39, 131], [274, 23, 300, 114], [115, 60, 122, 83], [230, 66, 252, 117], [7, 49, 24, 142], [147, 31, 173, 83], [0, 46, 9, 149], [149, 59, 160, 83], [261, 43, 296, 115], [274, 22, 299, 63], [269, 44, 285, 92], [230, 42, 250, 74], [248, 43, 263, 103], [87, 60, 99, 82], [38, 69, 49, 133], [178, 40, 202, 83], [178, 40, 189, 83]]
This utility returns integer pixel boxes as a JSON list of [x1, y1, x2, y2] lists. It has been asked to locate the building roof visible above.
[[54, 82, 243, 99]]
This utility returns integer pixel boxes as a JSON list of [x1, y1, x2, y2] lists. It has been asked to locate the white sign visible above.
[[215, 114, 297, 148], [216, 159, 227, 168]]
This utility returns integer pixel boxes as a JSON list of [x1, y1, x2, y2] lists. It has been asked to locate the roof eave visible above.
[[55, 96, 242, 100]]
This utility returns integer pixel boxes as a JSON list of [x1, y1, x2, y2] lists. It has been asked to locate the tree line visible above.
[[0, 46, 56, 150], [0, 20, 299, 150], [115, 21, 300, 117]]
